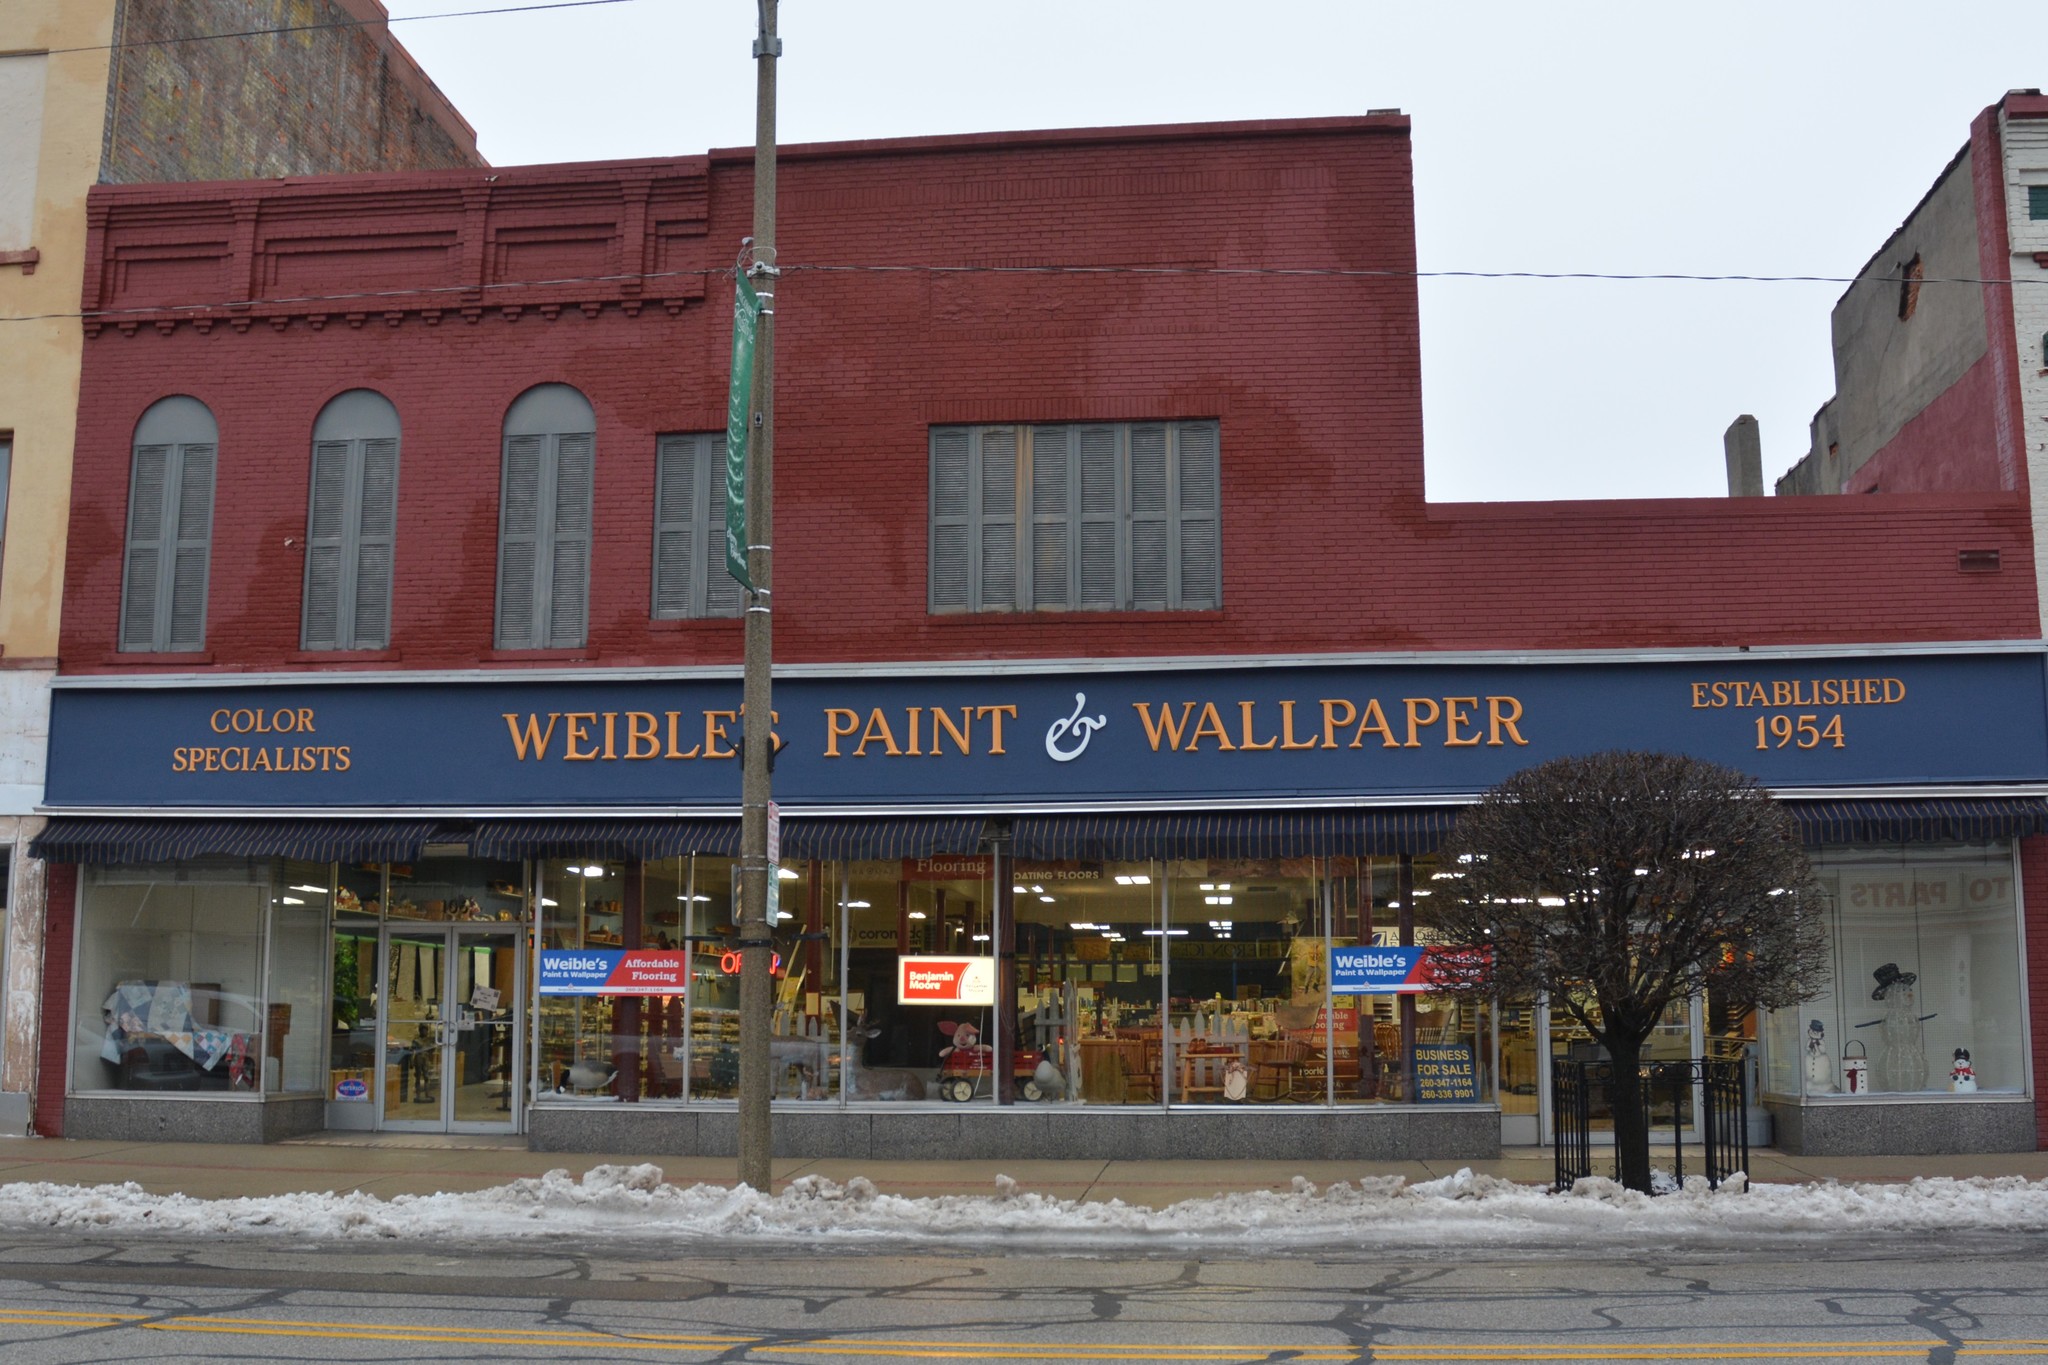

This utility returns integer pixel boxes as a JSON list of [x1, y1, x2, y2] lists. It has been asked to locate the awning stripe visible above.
[[469, 819, 740, 861], [779, 817, 985, 861], [1787, 797, 2048, 845], [1008, 810, 1459, 860], [28, 818, 443, 865]]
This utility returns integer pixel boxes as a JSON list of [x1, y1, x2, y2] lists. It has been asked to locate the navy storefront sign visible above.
[[44, 652, 2048, 811]]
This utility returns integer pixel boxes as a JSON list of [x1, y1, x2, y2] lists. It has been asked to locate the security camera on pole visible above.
[[732, 0, 780, 1194]]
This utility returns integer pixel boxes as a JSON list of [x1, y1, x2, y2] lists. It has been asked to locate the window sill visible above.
[[100, 650, 215, 666], [287, 649, 402, 665], [649, 616, 744, 631], [928, 608, 1225, 624], [484, 647, 601, 663]]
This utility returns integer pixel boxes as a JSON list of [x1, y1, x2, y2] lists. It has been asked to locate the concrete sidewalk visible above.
[[2, 1135, 2045, 1208]]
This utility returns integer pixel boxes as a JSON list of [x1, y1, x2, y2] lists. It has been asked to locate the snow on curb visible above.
[[2, 1166, 2046, 1245]]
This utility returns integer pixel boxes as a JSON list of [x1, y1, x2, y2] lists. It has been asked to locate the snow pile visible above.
[[2, 1166, 2046, 1246]]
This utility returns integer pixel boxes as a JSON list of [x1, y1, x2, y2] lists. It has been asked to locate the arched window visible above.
[[302, 390, 401, 651], [496, 384, 594, 649], [120, 396, 217, 653]]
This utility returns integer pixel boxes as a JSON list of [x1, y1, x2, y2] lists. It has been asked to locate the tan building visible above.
[[0, 0, 480, 1135]]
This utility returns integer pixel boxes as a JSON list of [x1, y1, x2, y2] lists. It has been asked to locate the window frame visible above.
[[651, 432, 744, 621], [118, 396, 218, 654], [300, 390, 400, 652], [494, 385, 595, 651], [929, 420, 1221, 614]]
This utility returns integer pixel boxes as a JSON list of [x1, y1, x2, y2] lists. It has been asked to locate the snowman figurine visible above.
[[1804, 1018, 1835, 1093], [1948, 1048, 1978, 1093]]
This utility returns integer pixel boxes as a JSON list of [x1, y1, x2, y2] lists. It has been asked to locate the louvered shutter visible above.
[[352, 436, 398, 648], [704, 435, 744, 616], [301, 439, 351, 649], [653, 434, 699, 618], [929, 427, 973, 610], [1076, 425, 1120, 608], [547, 432, 593, 648], [978, 427, 1018, 610], [1029, 426, 1072, 609], [121, 445, 170, 651], [1128, 424, 1170, 609], [1174, 421, 1220, 608], [496, 433, 546, 648], [166, 443, 214, 651]]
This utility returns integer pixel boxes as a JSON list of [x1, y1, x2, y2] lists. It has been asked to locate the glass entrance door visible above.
[[380, 927, 521, 1133]]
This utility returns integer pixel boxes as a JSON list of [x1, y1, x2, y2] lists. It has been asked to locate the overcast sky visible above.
[[381, 0, 2039, 502]]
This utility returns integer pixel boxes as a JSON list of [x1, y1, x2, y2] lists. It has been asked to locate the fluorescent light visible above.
[[677, 894, 711, 902], [1411, 889, 1432, 898], [777, 868, 799, 881], [1069, 922, 1102, 931], [1014, 884, 1028, 893], [1114, 874, 1135, 885], [580, 865, 606, 878], [1200, 883, 1215, 891], [1141, 928, 1190, 937], [540, 898, 558, 907], [1538, 896, 1567, 907], [842, 900, 871, 909], [288, 884, 329, 895], [1031, 885, 1045, 894], [280, 896, 304, 905], [972, 933, 991, 942], [1129, 874, 1151, 885], [1388, 900, 1401, 909], [1038, 895, 1055, 903], [1218, 883, 1232, 891], [775, 911, 793, 921], [907, 910, 928, 920]]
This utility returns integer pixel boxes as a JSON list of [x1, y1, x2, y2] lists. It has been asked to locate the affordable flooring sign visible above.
[[1328, 945, 1478, 993], [538, 949, 688, 996]]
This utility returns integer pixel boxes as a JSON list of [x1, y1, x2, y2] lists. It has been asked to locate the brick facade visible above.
[[32, 861, 75, 1138], [58, 118, 2043, 674], [99, 0, 481, 184]]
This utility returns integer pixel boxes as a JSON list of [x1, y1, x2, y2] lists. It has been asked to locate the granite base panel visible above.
[[1764, 1097, 2037, 1155], [0, 1091, 29, 1138], [62, 1095, 326, 1144], [527, 1106, 1503, 1161]]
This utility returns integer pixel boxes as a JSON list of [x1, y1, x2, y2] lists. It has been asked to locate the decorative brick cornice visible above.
[[0, 248, 38, 275]]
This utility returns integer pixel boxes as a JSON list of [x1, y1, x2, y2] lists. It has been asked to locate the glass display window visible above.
[[1010, 858, 1159, 1105], [1766, 844, 2024, 1098]]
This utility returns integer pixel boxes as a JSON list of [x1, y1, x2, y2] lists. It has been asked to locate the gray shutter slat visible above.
[[979, 427, 1017, 608], [1077, 425, 1119, 609], [1030, 426, 1071, 609], [301, 439, 351, 650], [547, 432, 593, 647], [930, 427, 973, 610], [1129, 423, 1170, 609], [166, 444, 214, 650], [1174, 422, 1220, 609], [352, 436, 398, 647], [120, 445, 170, 651], [496, 433, 546, 648], [653, 434, 697, 618], [704, 435, 743, 615]]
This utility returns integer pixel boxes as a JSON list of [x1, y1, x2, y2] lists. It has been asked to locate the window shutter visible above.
[[929, 427, 973, 610], [121, 444, 170, 651], [653, 434, 699, 618], [301, 439, 351, 650], [547, 432, 593, 648], [1128, 424, 1171, 609], [1030, 425, 1072, 609], [1174, 422, 1220, 608], [703, 435, 744, 616], [1076, 425, 1120, 609], [978, 427, 1018, 610], [165, 443, 214, 651], [496, 433, 546, 648], [352, 435, 398, 648]]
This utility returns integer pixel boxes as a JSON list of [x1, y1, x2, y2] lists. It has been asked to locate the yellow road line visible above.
[[0, 1309, 145, 1325]]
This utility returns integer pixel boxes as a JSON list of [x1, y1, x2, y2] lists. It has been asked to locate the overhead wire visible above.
[[41, 0, 647, 57], [1, 262, 2042, 326]]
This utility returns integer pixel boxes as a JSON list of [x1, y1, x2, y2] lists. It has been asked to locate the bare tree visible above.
[[1434, 750, 1829, 1192]]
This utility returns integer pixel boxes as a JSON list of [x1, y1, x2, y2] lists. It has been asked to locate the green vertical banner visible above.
[[725, 270, 762, 590]]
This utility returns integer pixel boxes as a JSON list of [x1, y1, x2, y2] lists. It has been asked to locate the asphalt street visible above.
[[0, 1231, 2044, 1364]]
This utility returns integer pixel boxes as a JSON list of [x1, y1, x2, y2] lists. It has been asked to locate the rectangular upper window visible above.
[[2030, 185, 2048, 220], [651, 433, 744, 620], [930, 421, 1220, 613]]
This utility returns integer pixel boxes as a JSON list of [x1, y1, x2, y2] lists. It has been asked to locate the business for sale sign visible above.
[[898, 956, 997, 1006], [538, 949, 690, 996]]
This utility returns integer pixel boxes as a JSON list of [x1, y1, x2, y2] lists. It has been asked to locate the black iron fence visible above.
[[1551, 1055, 1750, 1193]]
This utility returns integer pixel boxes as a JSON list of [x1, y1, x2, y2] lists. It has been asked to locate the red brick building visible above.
[[32, 116, 2048, 1160]]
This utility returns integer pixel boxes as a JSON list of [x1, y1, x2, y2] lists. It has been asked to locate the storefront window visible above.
[[1766, 844, 2024, 1098], [1014, 859, 1159, 1105], [267, 859, 329, 1092]]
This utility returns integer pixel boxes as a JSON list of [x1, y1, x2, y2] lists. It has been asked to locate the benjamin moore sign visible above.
[[43, 653, 2048, 811]]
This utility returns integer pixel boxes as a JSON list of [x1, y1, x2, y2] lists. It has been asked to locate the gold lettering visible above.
[[665, 711, 701, 759], [977, 705, 1016, 755], [1884, 677, 1905, 703], [931, 707, 973, 756], [625, 712, 661, 760], [334, 745, 351, 772], [704, 710, 737, 760], [297, 708, 316, 733], [1278, 699, 1319, 750], [210, 709, 230, 734], [1771, 680, 1793, 707], [824, 708, 861, 757], [602, 712, 617, 760], [1443, 697, 1481, 747], [1711, 682, 1729, 707], [222, 747, 244, 772], [1690, 682, 1709, 709], [1487, 695, 1527, 747], [1186, 702, 1236, 752], [172, 748, 190, 773], [855, 708, 904, 758], [905, 706, 923, 757], [1132, 702, 1196, 751], [1351, 698, 1398, 748], [1402, 697, 1441, 748], [1237, 701, 1277, 751], [1319, 699, 1357, 750], [503, 713, 560, 761], [562, 713, 600, 761]]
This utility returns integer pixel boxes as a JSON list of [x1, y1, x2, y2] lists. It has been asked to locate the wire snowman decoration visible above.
[[1855, 962, 1937, 1093]]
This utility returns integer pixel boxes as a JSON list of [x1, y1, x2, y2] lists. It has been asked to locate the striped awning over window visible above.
[[780, 817, 985, 861], [469, 816, 985, 862], [1788, 797, 2048, 845], [28, 817, 444, 865], [1008, 809, 1460, 860]]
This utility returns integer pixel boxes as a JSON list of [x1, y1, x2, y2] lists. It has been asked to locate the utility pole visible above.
[[735, 0, 780, 1194]]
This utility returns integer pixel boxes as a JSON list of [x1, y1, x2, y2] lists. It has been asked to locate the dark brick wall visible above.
[[2028, 836, 2048, 1150], [33, 862, 75, 1138], [100, 0, 482, 185]]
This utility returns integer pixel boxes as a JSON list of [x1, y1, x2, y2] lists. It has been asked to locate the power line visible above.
[[1, 261, 2041, 326], [43, 0, 644, 58]]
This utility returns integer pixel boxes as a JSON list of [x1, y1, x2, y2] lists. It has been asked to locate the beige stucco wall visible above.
[[1, 2, 114, 666]]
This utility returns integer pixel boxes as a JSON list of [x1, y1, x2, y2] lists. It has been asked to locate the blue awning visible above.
[[1788, 797, 2048, 845], [28, 817, 444, 864], [1008, 809, 1459, 860], [469, 815, 984, 862], [780, 817, 985, 861]]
